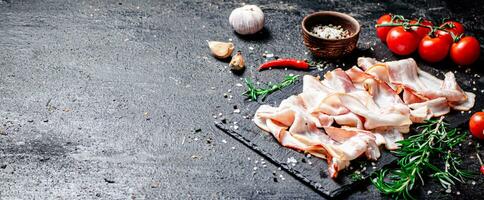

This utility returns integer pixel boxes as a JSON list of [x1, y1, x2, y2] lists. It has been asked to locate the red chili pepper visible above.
[[258, 58, 310, 71]]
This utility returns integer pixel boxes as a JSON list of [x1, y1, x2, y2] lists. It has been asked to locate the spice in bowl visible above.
[[311, 24, 349, 39]]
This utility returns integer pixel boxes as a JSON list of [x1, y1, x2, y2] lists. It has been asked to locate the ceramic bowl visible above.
[[301, 11, 361, 59]]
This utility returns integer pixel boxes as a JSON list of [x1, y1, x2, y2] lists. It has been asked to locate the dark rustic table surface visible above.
[[1, 0, 483, 199]]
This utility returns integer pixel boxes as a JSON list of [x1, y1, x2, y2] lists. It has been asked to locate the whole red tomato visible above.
[[435, 30, 454, 44], [376, 14, 394, 43], [469, 112, 484, 140], [436, 21, 465, 43], [410, 19, 433, 39], [418, 35, 451, 62], [450, 36, 480, 65], [441, 21, 465, 35], [386, 26, 420, 55]]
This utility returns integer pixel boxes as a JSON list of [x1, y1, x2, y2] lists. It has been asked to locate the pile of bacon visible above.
[[253, 57, 475, 178]]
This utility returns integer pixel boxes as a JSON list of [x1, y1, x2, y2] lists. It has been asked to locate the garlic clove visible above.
[[229, 51, 245, 72], [208, 41, 235, 59]]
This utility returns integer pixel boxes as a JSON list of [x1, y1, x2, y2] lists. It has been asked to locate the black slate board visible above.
[[214, 52, 484, 198]]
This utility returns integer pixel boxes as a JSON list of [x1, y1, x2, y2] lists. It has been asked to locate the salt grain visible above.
[[287, 157, 297, 166], [222, 139, 227, 143], [311, 24, 349, 39]]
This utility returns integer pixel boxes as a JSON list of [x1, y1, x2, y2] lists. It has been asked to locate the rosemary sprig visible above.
[[243, 75, 300, 101], [350, 171, 365, 182], [371, 117, 470, 199]]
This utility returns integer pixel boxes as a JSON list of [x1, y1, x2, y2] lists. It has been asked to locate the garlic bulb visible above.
[[229, 5, 264, 35], [207, 41, 234, 59]]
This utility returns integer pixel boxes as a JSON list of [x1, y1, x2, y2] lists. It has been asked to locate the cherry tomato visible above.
[[481, 165, 484, 175], [410, 19, 433, 39], [418, 35, 451, 63], [441, 21, 465, 36], [386, 26, 420, 55], [376, 14, 394, 43], [436, 21, 465, 43], [469, 112, 484, 140], [435, 30, 454, 44], [450, 36, 481, 65]]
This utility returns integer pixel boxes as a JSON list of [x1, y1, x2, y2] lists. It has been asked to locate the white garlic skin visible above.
[[229, 5, 264, 35]]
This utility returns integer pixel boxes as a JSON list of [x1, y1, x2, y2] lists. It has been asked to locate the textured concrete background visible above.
[[0, 0, 483, 199]]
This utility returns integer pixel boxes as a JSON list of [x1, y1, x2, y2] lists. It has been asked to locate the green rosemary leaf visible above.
[[243, 75, 300, 101], [371, 117, 469, 199], [350, 172, 364, 182]]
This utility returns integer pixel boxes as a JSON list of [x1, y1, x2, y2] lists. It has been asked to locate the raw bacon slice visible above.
[[449, 92, 476, 111], [357, 57, 475, 114], [336, 93, 412, 129], [408, 97, 450, 118]]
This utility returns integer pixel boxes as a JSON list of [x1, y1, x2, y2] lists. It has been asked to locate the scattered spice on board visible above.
[[311, 24, 349, 39]]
